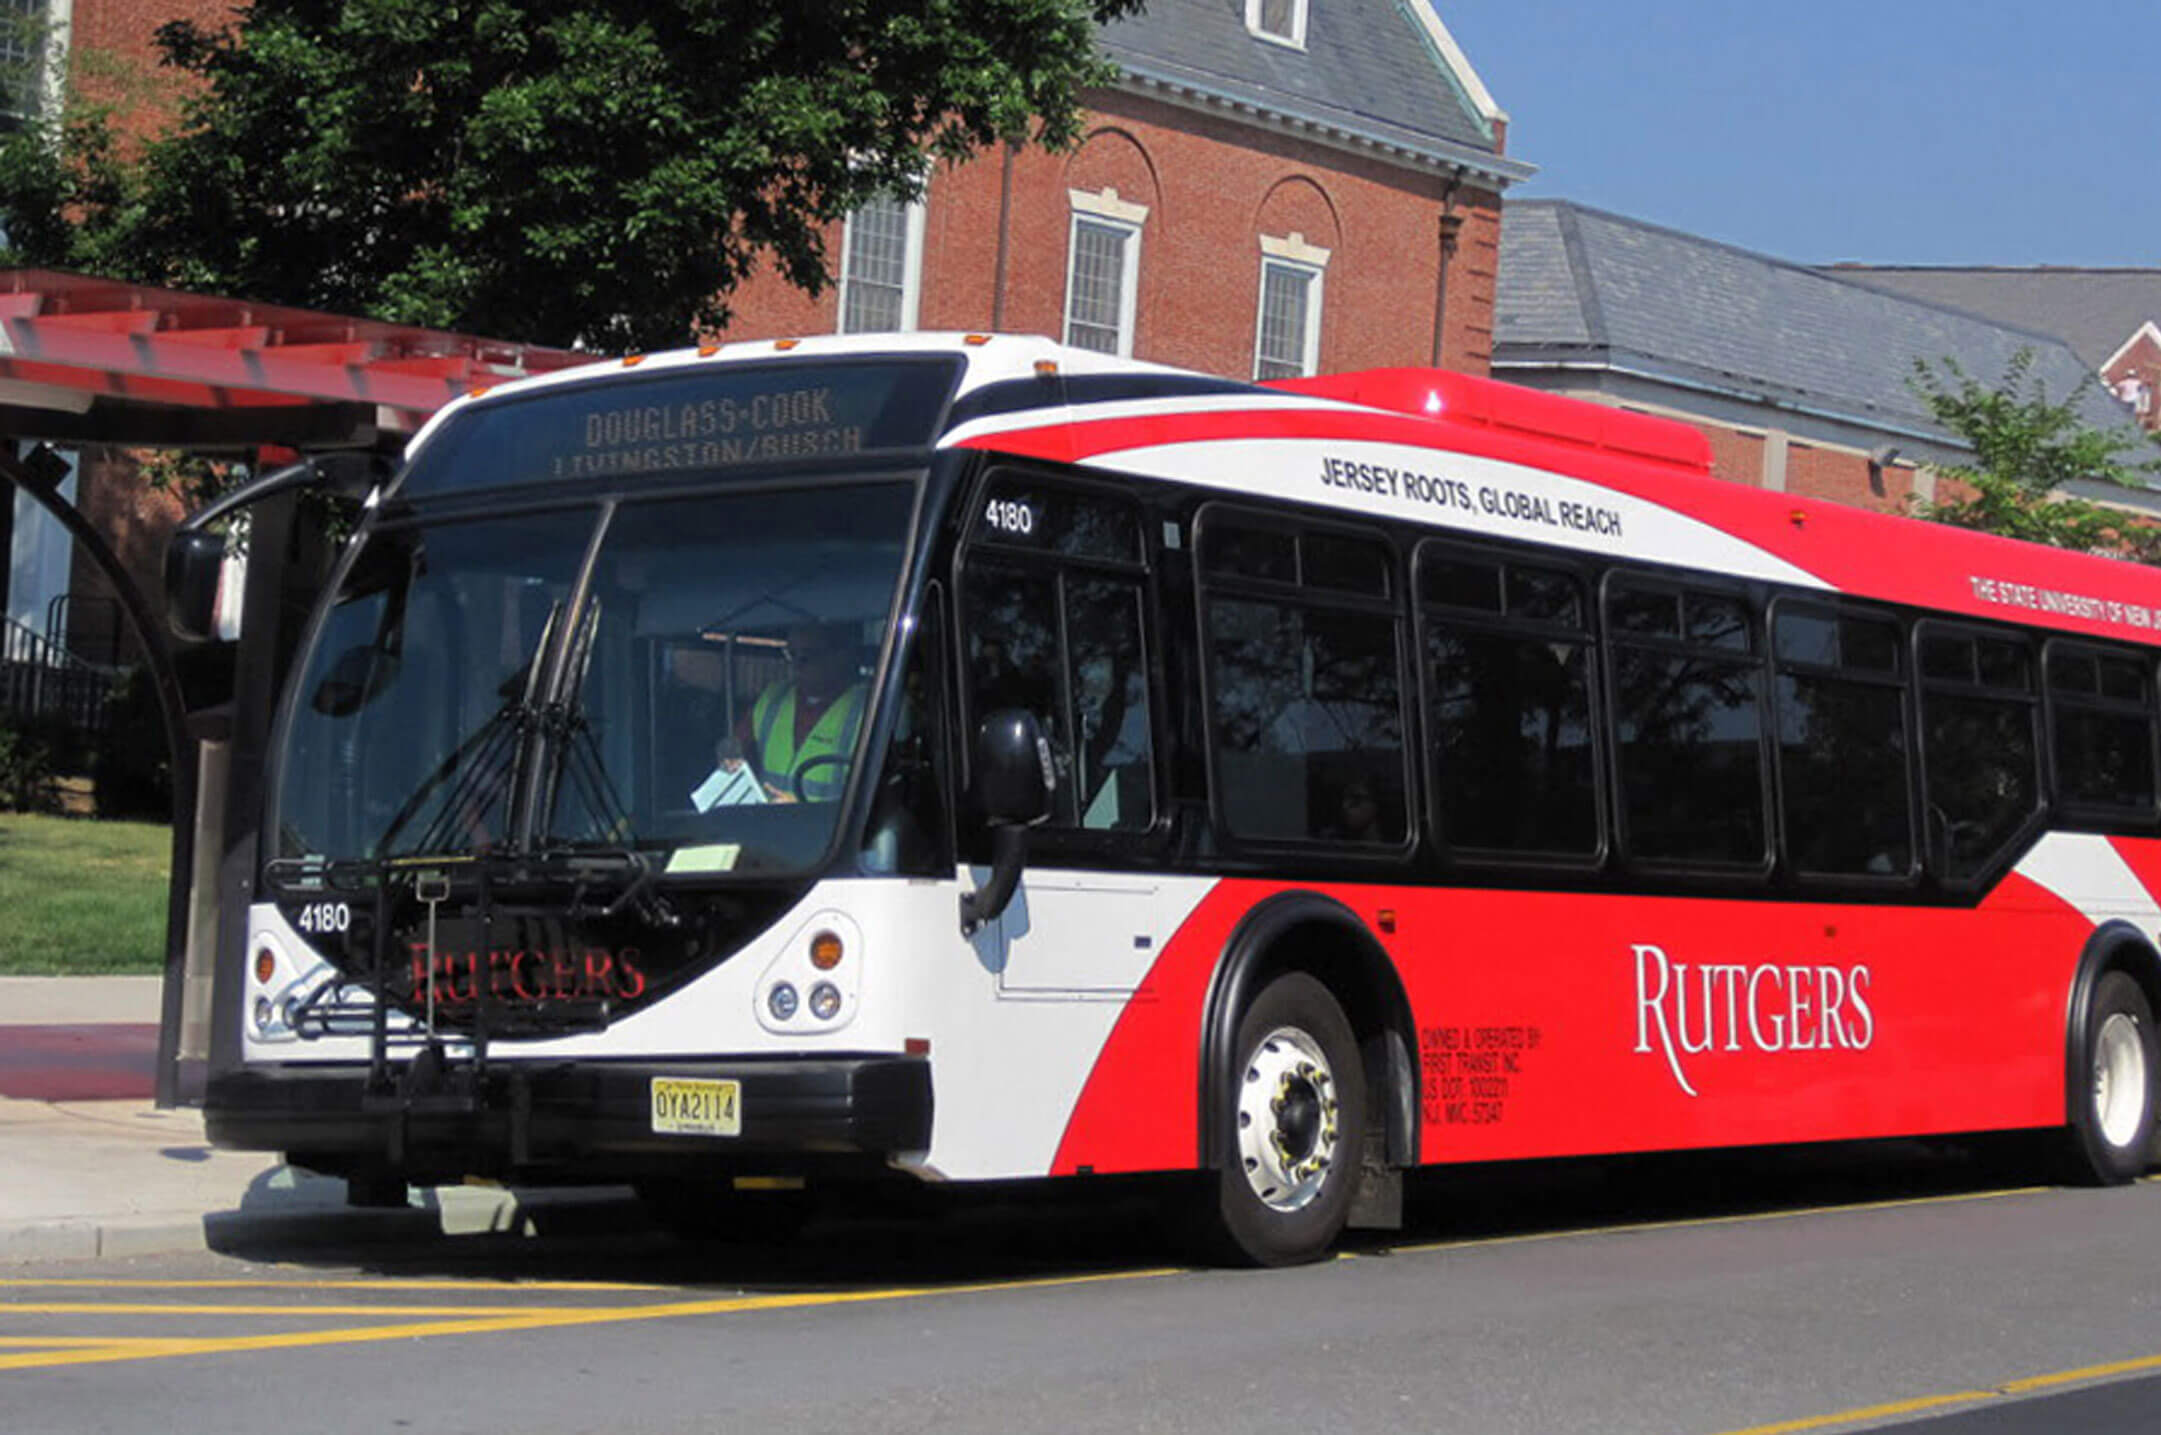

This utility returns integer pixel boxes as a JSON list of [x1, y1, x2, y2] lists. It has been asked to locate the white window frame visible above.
[[1063, 188, 1148, 358], [1244, 0, 1307, 49], [836, 192, 926, 335], [1252, 233, 1330, 380]]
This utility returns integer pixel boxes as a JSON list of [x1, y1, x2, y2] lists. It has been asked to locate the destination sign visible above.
[[397, 358, 962, 499]]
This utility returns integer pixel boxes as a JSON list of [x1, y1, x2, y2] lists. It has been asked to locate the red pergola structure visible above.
[[0, 269, 594, 1106], [0, 267, 589, 450]]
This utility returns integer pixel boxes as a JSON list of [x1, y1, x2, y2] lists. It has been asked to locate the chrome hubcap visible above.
[[1235, 1026, 1340, 1213], [2095, 1011, 2148, 1150]]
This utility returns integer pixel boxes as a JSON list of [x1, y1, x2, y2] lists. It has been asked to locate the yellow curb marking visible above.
[[0, 1266, 1183, 1373]]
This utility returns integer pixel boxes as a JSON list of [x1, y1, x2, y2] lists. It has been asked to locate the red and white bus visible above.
[[177, 332, 2161, 1265]]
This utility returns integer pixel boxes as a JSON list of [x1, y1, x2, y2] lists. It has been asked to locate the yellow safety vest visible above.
[[751, 681, 866, 800]]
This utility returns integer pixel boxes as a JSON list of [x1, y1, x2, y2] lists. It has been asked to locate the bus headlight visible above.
[[756, 912, 863, 1034], [253, 997, 274, 1034]]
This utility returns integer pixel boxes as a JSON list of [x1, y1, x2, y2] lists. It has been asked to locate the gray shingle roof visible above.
[[1098, 0, 1525, 179], [1824, 267, 2161, 372], [1495, 201, 2131, 442]]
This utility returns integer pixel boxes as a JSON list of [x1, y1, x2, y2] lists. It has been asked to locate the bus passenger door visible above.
[[957, 471, 1186, 994]]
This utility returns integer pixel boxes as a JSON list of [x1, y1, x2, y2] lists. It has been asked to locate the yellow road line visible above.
[[1711, 1351, 2161, 1434], [0, 1266, 1182, 1374]]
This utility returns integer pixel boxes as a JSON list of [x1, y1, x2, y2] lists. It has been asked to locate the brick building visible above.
[[722, 0, 1533, 381], [4, 0, 1533, 683], [2, 0, 230, 671], [1492, 200, 2147, 518]]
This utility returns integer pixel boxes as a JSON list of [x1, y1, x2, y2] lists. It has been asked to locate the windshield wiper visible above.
[[372, 601, 559, 858]]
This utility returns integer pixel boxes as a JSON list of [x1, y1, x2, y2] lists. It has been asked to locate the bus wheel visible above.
[[2061, 970, 2159, 1185], [1205, 972, 1366, 1267]]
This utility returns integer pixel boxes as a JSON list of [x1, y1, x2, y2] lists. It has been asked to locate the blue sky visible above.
[[1435, 2, 2159, 268]]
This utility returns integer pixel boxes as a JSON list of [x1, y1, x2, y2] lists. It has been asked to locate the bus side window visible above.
[[1419, 547, 1598, 860], [1771, 603, 1914, 880], [1916, 625, 2040, 882], [959, 475, 1156, 834], [861, 592, 953, 875], [2046, 643, 2159, 824], [1607, 578, 1767, 869], [1199, 512, 1407, 847]]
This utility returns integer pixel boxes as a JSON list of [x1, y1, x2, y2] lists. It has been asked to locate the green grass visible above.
[[0, 814, 171, 974]]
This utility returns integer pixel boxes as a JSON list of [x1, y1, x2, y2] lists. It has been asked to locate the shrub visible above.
[[0, 714, 61, 814]]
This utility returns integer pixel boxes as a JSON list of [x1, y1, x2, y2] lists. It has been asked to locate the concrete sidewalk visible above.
[[0, 977, 600, 1264]]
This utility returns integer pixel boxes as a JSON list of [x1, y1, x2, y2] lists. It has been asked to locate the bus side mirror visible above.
[[164, 529, 226, 643], [960, 708, 1054, 934], [972, 708, 1054, 825]]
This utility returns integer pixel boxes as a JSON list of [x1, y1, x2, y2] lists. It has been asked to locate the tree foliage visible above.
[[1907, 349, 2161, 560], [0, 0, 1140, 350]]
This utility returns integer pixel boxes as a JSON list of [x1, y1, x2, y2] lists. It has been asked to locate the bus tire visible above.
[[2060, 970, 2158, 1186], [1203, 972, 1366, 1267]]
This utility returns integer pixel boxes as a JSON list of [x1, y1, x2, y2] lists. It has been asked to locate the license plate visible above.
[[650, 1077, 742, 1137]]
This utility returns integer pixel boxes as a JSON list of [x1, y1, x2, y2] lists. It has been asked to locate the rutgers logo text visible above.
[[1632, 943, 1874, 1097]]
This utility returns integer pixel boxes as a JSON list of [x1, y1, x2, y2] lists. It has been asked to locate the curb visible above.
[[0, 1185, 637, 1267]]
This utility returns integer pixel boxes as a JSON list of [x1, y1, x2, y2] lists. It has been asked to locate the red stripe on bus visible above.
[[1052, 867, 2104, 1178]]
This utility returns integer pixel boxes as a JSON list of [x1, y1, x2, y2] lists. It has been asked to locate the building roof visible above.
[[1824, 266, 2161, 373], [0, 268, 587, 449], [1493, 201, 2130, 445], [1098, 0, 1533, 186]]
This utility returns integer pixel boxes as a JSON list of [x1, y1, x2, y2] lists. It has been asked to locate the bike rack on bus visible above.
[[264, 845, 670, 1168]]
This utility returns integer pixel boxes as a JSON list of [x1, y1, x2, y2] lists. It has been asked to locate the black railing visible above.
[[47, 592, 127, 669], [0, 613, 119, 734]]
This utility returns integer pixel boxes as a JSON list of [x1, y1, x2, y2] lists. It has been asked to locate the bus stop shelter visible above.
[[0, 267, 587, 1105]]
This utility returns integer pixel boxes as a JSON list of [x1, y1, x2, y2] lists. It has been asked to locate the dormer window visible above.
[[1246, 0, 1307, 49]]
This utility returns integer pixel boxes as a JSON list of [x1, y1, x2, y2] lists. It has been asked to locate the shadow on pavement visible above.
[[202, 1134, 2060, 1293]]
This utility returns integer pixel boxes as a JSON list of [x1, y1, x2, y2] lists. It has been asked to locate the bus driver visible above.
[[708, 622, 869, 804]]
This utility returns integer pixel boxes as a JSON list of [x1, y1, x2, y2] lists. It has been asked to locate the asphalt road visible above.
[[6, 1143, 2161, 1435]]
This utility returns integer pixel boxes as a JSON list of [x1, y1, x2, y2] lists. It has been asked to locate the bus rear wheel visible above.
[[1202, 972, 1366, 1267], [2060, 970, 2158, 1185]]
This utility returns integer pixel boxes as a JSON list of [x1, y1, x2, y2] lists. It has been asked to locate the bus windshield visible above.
[[272, 480, 916, 878]]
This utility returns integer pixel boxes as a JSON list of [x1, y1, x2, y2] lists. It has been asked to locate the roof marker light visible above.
[[468, 384, 493, 399], [1035, 360, 1060, 377], [697, 344, 720, 357], [1790, 509, 1808, 527], [622, 353, 645, 367], [1423, 391, 1444, 415], [775, 338, 801, 351], [964, 333, 991, 346]]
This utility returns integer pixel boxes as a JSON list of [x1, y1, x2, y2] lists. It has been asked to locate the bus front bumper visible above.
[[203, 1056, 933, 1182]]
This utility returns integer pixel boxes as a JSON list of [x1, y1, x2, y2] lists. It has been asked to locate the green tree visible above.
[[1907, 349, 2161, 559], [0, 0, 1140, 351]]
